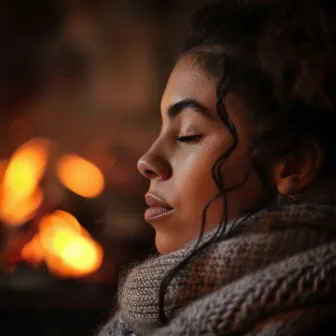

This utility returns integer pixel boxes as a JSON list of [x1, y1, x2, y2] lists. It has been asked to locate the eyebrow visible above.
[[166, 99, 214, 120]]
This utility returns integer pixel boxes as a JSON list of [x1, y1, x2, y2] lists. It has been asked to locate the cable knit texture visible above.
[[98, 181, 336, 335]]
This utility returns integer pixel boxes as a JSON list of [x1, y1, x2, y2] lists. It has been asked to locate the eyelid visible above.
[[178, 119, 203, 139], [177, 129, 201, 142], [179, 130, 199, 136], [177, 133, 202, 143], [179, 121, 199, 135]]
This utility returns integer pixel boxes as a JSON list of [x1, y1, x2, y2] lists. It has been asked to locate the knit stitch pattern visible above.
[[98, 182, 336, 335]]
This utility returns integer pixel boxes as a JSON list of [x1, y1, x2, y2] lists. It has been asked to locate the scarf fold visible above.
[[105, 181, 336, 335]]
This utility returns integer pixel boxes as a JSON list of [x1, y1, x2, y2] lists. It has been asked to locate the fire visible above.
[[56, 154, 105, 198], [21, 236, 44, 268], [0, 188, 43, 227], [47, 234, 102, 277], [0, 160, 7, 181], [0, 138, 50, 226], [0, 138, 104, 278], [2, 138, 50, 202], [21, 210, 103, 278]]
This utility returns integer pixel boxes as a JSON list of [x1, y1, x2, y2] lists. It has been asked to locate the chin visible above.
[[155, 232, 180, 255], [155, 231, 192, 255], [155, 237, 173, 255]]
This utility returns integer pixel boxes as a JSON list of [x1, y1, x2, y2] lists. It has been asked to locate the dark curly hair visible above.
[[159, 0, 336, 323]]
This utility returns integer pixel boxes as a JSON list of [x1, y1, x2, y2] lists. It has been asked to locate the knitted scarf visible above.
[[98, 182, 336, 336]]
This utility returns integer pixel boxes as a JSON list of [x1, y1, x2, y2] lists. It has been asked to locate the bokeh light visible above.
[[21, 210, 103, 278], [56, 154, 105, 198]]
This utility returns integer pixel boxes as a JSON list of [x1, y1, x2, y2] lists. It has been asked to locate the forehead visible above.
[[161, 55, 218, 114]]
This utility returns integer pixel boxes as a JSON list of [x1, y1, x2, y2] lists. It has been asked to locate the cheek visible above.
[[220, 148, 263, 216], [172, 150, 219, 210], [175, 145, 256, 220]]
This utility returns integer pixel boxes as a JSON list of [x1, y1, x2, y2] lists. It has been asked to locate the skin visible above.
[[137, 55, 324, 254]]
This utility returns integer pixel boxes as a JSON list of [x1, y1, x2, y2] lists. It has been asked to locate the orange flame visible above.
[[0, 159, 7, 181], [1, 139, 104, 277], [0, 138, 50, 226], [21, 236, 44, 268], [21, 210, 103, 278], [56, 154, 105, 198], [0, 188, 43, 227], [2, 138, 50, 202]]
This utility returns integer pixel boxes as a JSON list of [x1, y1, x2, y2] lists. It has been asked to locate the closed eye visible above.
[[177, 134, 202, 143]]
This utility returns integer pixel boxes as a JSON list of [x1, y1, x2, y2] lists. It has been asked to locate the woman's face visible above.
[[137, 55, 263, 254]]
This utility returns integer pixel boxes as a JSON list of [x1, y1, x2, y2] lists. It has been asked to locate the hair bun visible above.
[[259, 0, 336, 109]]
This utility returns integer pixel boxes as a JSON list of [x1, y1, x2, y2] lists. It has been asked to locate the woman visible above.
[[98, 0, 336, 335]]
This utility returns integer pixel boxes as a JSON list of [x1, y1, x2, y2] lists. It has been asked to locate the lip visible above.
[[144, 193, 173, 221]]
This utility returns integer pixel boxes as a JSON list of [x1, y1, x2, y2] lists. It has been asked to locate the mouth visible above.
[[144, 193, 173, 221]]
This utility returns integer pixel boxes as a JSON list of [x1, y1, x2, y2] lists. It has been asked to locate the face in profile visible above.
[[137, 55, 263, 254]]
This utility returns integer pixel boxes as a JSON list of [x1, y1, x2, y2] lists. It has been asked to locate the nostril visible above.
[[137, 155, 172, 181], [137, 159, 150, 178], [137, 159, 158, 179], [144, 168, 159, 179]]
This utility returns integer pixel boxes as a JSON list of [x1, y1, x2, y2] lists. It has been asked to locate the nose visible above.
[[137, 150, 172, 181]]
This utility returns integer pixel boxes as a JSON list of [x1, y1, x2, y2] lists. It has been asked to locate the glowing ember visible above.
[[2, 138, 50, 203], [0, 160, 7, 181], [0, 138, 50, 226], [59, 235, 102, 274], [21, 236, 44, 268], [21, 210, 103, 278], [0, 188, 43, 227], [1, 138, 104, 278], [56, 154, 105, 198], [39, 210, 83, 237]]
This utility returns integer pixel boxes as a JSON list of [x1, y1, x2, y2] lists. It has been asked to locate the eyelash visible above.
[[177, 134, 202, 143]]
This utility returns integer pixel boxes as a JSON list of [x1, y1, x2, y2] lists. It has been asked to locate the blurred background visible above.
[[0, 0, 211, 335]]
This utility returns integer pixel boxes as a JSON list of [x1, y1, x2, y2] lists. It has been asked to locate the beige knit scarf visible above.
[[100, 181, 336, 336]]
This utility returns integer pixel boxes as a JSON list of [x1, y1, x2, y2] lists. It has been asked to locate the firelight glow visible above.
[[56, 154, 105, 198]]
